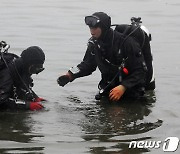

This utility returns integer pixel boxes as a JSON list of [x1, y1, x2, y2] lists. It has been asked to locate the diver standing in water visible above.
[[57, 12, 155, 101], [0, 42, 46, 110]]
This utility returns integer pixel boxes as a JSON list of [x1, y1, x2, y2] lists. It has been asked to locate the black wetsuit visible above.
[[0, 55, 38, 110], [70, 29, 147, 99]]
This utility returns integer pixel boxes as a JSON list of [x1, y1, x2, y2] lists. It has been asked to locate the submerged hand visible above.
[[109, 85, 126, 101]]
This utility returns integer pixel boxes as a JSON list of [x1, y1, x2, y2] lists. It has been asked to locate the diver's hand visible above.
[[28, 101, 44, 111], [109, 85, 126, 101], [57, 72, 72, 87]]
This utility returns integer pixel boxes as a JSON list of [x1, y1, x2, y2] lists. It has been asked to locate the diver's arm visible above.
[[0, 69, 18, 110], [70, 43, 97, 79], [0, 80, 28, 110], [0, 69, 44, 110], [0, 86, 44, 111], [57, 42, 97, 86]]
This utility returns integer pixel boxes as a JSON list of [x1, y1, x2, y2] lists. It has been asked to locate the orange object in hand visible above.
[[109, 85, 126, 101]]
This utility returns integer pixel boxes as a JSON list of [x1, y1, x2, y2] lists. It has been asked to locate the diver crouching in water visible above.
[[0, 43, 46, 111], [57, 12, 155, 102]]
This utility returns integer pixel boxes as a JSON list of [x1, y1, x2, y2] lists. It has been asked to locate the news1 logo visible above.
[[129, 137, 179, 152], [163, 137, 179, 152]]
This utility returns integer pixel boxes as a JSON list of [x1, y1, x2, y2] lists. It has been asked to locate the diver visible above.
[[57, 12, 155, 101], [0, 42, 46, 110]]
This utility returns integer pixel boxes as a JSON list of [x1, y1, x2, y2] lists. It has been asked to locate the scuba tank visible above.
[[114, 17, 155, 90]]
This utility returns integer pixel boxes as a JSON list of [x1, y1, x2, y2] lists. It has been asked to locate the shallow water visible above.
[[0, 0, 180, 153]]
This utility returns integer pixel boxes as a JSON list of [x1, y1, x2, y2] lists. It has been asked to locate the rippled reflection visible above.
[[0, 111, 44, 153], [68, 91, 163, 153]]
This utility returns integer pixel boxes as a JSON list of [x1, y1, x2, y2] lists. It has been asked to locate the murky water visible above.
[[0, 0, 180, 153]]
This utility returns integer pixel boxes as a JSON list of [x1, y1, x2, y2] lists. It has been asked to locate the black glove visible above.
[[57, 75, 70, 87]]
